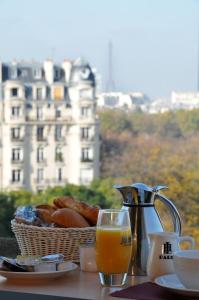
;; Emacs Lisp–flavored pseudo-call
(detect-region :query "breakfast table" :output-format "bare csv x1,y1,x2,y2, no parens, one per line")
0,267,148,300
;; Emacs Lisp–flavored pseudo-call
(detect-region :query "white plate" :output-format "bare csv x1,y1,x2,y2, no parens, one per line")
0,262,78,280
155,274,199,298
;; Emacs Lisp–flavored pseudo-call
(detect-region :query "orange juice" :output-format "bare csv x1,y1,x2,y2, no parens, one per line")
96,226,132,273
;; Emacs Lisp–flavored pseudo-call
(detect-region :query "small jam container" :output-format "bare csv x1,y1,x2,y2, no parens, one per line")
79,242,97,272
16,254,64,272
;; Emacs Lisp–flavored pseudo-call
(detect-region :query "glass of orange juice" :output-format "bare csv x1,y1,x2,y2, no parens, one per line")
95,209,132,286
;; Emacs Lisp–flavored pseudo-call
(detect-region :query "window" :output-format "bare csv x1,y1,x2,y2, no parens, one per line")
34,68,42,79
80,168,93,184
55,125,62,141
57,168,62,181
10,67,17,79
25,86,32,99
37,126,44,141
81,127,89,140
54,86,62,100
55,107,61,118
36,88,42,100
12,148,22,161
37,146,44,162
55,146,63,162
11,127,20,140
81,106,90,117
81,147,92,162
36,107,43,120
11,106,20,117
12,169,21,182
11,88,18,97
21,69,28,77
46,87,51,98
37,168,44,183
80,89,92,99
54,68,60,80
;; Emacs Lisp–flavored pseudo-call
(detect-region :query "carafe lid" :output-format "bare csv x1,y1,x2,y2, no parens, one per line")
114,183,167,206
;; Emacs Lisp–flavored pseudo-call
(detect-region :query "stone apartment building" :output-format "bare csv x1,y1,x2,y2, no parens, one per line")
0,58,100,192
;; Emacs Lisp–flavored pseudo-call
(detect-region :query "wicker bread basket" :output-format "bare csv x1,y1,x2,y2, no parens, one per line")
11,220,96,262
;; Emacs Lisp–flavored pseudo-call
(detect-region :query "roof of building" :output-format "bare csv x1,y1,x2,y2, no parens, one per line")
70,57,95,86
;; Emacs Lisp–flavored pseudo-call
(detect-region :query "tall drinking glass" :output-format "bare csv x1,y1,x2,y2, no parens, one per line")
95,209,132,286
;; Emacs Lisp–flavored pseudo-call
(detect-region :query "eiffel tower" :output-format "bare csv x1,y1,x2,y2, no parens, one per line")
106,40,115,92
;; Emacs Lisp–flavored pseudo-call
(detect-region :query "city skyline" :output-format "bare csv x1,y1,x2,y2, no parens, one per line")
0,0,198,98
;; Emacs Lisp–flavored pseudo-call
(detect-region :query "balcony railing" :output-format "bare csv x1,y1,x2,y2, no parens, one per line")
81,158,93,163
11,159,24,164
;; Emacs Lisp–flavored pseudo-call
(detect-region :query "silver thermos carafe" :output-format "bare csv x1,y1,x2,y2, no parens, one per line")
114,183,181,276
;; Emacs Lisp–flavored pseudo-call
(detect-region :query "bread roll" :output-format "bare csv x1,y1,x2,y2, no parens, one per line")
52,208,90,228
35,204,56,214
36,208,53,225
53,196,99,225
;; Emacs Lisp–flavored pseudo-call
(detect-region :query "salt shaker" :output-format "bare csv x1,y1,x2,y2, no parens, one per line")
79,242,97,272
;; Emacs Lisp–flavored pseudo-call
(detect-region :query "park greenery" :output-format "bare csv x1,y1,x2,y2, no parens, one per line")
1,108,199,247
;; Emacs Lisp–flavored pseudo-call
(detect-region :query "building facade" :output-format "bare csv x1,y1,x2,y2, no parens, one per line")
97,92,151,110
0,58,100,192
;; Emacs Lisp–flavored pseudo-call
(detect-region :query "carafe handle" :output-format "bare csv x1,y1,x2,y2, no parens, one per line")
155,193,182,235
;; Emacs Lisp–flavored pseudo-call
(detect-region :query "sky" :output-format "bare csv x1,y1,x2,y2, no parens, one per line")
0,0,198,99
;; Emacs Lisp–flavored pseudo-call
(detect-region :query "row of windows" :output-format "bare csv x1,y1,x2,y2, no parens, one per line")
11,146,64,163
11,106,62,120
11,147,93,163
10,86,67,101
11,105,91,119
11,125,92,141
12,168,63,183
9,86,93,101
12,167,93,185
10,66,62,81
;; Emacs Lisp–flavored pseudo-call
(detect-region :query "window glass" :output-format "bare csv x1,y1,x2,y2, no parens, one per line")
36,87,42,100
54,86,62,100
12,169,21,182
10,68,17,79
34,68,42,79
80,168,93,184
11,127,20,140
55,125,62,141
36,107,43,120
37,146,44,162
55,146,63,161
12,148,22,161
11,106,20,117
81,106,90,117
81,147,93,162
57,168,62,181
37,126,44,141
11,88,18,97
37,168,44,182
56,108,61,118
81,127,89,139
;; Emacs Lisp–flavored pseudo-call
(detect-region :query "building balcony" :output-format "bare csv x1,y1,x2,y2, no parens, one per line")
37,159,47,165
55,153,64,163
80,136,94,142
51,178,68,184
81,158,93,163
11,159,24,164
10,137,24,142
36,137,48,142
55,137,65,143
33,178,45,184
9,180,25,187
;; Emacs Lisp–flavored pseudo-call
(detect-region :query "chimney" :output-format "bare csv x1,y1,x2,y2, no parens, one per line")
62,60,72,83
44,59,54,84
